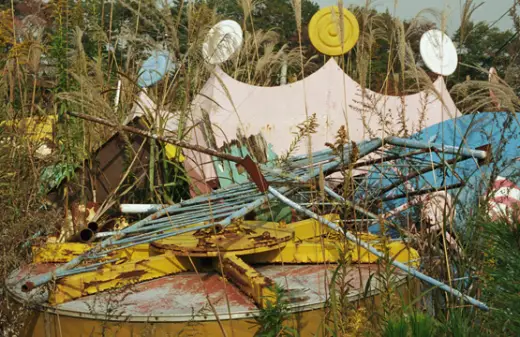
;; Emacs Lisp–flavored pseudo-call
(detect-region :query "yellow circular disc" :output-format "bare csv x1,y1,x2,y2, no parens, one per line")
308,6,360,56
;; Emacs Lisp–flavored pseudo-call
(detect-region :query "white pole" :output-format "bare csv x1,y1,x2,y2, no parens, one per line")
119,204,167,214
280,55,288,85
114,79,122,111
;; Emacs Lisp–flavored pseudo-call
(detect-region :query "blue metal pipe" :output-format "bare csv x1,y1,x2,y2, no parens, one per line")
216,140,384,230
143,195,262,224
289,153,338,167
323,186,380,220
21,186,261,291
129,193,261,222
21,258,118,291
117,185,257,231
111,205,248,245
142,196,262,226
88,223,217,258
288,145,337,161
267,186,489,311
384,136,487,160
96,206,239,240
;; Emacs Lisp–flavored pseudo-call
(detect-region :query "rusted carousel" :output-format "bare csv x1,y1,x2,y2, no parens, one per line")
7,215,419,337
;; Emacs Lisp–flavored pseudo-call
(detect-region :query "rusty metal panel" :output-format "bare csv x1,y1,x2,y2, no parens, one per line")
50,117,218,205
215,254,275,308
32,243,92,263
49,251,189,304
32,243,151,263
86,127,150,204
7,263,405,322
151,220,293,257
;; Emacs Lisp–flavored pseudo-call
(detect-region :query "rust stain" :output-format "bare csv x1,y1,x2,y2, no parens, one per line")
79,270,148,289
202,274,253,306
223,257,247,274
80,279,106,289
262,277,274,287
222,266,251,289
116,270,148,280
70,202,100,228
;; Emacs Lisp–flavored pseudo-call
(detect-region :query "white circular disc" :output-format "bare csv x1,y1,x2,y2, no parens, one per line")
202,20,243,65
420,30,458,76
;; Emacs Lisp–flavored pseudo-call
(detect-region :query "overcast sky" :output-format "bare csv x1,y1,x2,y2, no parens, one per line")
315,0,515,34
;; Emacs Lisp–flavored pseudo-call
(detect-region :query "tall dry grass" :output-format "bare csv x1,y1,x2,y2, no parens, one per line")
1,0,520,336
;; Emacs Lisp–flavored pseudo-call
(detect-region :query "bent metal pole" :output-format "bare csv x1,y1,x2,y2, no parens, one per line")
267,186,490,311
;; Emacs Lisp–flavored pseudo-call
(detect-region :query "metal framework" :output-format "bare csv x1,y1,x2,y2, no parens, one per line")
22,137,490,311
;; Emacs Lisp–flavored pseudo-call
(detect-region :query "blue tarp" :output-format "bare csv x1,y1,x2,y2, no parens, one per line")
358,112,520,235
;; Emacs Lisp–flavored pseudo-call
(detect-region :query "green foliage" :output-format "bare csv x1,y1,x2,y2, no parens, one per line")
48,0,70,93
253,204,293,223
382,316,410,337
452,22,517,83
438,310,480,337
478,218,520,335
345,6,435,93
408,312,438,337
117,141,191,205
207,0,319,46
157,143,191,203
254,284,298,337
381,310,484,337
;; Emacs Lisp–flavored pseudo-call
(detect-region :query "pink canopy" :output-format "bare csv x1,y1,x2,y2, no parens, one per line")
192,58,459,158
135,59,461,191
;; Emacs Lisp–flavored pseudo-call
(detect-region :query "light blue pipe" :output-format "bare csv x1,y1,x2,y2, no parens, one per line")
88,223,217,258
289,152,338,167
21,258,118,291
128,183,257,226
323,186,380,221
111,205,248,245
267,186,489,311
142,197,261,227
289,145,336,161
217,141,384,228
96,204,245,240
384,136,487,160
